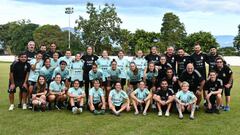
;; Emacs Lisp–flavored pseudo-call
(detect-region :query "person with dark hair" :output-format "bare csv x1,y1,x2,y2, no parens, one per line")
28,51,44,100
25,41,36,62
165,46,177,73
8,53,31,111
132,50,147,79
88,80,106,115
52,60,70,88
89,63,105,87
204,71,223,114
68,79,85,114
190,43,208,80
47,43,62,58
40,58,54,86
143,62,158,90
153,79,175,117
156,55,172,87
175,48,191,76
131,81,152,115
213,57,233,111
48,74,67,110
178,63,205,110
70,53,84,87
207,46,224,72
126,62,142,91
81,46,98,103
164,68,179,94
116,50,129,88
108,82,130,116
39,44,48,59
32,75,47,111
145,46,160,65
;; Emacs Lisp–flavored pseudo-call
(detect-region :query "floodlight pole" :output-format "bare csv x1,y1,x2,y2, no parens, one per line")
65,7,74,49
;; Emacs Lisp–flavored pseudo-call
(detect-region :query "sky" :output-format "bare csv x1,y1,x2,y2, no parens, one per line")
1,0,240,35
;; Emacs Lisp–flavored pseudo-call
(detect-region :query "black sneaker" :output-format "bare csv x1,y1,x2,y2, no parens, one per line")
214,108,220,114
205,109,213,113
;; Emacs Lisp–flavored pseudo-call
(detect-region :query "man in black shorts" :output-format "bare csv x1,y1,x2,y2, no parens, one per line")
213,57,233,111
8,52,31,111
178,63,205,110
204,71,223,114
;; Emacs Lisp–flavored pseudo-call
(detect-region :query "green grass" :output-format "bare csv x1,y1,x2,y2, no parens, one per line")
0,62,240,135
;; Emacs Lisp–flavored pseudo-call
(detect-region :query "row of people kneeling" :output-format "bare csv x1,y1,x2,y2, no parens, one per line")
32,70,222,120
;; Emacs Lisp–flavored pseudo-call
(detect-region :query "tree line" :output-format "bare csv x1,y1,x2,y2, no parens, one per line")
0,2,239,56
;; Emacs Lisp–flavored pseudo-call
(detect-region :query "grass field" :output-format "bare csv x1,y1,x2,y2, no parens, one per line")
0,62,240,135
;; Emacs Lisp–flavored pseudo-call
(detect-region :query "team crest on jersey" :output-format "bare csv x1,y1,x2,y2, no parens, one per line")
183,59,186,62
201,56,203,60
92,57,94,60
24,64,27,71
223,73,226,77
156,57,158,60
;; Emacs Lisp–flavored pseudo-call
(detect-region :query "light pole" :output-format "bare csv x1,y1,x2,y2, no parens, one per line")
65,7,74,49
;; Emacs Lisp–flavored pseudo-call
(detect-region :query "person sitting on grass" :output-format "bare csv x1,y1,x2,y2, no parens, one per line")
48,74,67,110
32,75,47,112
88,79,106,115
175,81,197,120
204,71,223,114
130,81,152,115
67,79,85,114
108,82,130,116
153,79,175,117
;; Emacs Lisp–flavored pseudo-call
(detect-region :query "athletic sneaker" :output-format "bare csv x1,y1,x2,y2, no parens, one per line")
143,112,147,116
214,108,220,114
179,114,183,119
72,107,78,114
77,108,83,114
114,111,120,116
99,109,105,115
93,110,99,115
22,104,27,110
55,104,61,110
165,111,170,117
158,111,162,117
190,114,194,120
224,106,230,111
134,111,139,115
195,105,200,111
220,105,225,110
9,104,14,111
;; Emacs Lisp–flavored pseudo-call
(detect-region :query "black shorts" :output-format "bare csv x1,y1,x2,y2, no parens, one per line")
115,103,123,111
209,95,217,105
137,103,146,110
28,81,36,86
93,102,101,110
224,86,232,96
8,81,28,93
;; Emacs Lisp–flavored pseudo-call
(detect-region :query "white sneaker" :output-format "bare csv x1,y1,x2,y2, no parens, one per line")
165,111,170,117
9,104,14,111
72,107,77,114
22,104,27,110
77,108,83,114
134,111,139,115
158,111,162,117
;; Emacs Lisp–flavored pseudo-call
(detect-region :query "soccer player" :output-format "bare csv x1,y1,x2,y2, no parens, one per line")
131,81,152,115
48,74,67,110
109,82,130,116
190,43,208,80
116,50,129,88
25,41,36,61
28,51,44,108
175,81,197,120
145,46,160,65
143,62,158,90
8,53,31,110
156,55,172,87
89,63,105,87
175,48,191,76
81,46,98,103
207,46,222,72
96,50,111,90
153,79,175,117
164,68,179,94
132,50,147,78
126,62,142,91
50,52,59,69
68,80,85,114
178,63,205,110
39,44,48,59
40,58,54,86
32,75,47,112
204,71,223,114
47,43,62,58
58,49,73,70
70,53,84,87
165,46,177,72
88,80,106,115
52,60,70,88
214,57,233,111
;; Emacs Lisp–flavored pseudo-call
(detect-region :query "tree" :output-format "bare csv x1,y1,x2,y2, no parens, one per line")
160,12,187,48
0,20,39,54
183,31,219,53
75,3,122,55
218,47,238,56
233,24,240,52
33,25,67,50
